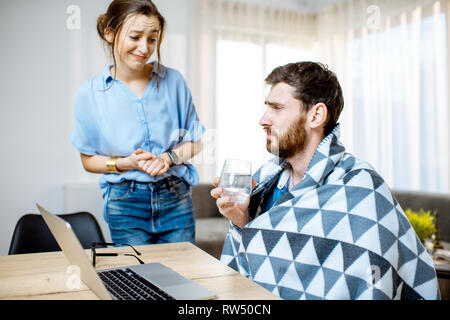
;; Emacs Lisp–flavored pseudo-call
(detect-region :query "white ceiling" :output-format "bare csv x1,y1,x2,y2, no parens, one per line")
294,0,342,13
228,0,343,14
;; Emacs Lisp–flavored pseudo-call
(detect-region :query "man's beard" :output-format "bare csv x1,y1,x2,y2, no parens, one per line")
265,114,307,159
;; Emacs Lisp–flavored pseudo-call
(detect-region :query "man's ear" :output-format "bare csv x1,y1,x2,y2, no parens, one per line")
308,103,328,129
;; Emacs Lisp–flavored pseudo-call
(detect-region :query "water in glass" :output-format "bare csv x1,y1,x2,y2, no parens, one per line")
220,173,252,203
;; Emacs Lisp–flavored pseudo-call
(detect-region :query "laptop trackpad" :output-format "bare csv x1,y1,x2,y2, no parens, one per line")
128,263,216,300
128,263,190,287
151,273,190,287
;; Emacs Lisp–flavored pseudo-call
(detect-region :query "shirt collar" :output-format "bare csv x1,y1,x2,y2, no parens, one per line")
277,167,291,190
102,61,167,86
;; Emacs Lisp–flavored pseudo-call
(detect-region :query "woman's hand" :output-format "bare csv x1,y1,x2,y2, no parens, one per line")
210,177,256,229
137,152,172,176
115,149,155,172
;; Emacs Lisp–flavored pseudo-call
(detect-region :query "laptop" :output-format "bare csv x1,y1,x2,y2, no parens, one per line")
37,204,217,300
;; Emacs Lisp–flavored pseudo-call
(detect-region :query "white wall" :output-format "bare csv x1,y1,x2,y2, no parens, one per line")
0,0,347,255
0,0,195,255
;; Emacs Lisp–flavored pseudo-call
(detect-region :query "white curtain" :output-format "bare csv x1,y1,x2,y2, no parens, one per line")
194,0,318,180
194,0,449,194
316,0,449,193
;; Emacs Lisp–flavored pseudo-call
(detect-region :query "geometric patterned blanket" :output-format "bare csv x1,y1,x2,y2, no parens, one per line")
220,125,440,300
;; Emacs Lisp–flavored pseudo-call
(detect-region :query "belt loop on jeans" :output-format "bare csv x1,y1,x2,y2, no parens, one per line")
129,180,135,192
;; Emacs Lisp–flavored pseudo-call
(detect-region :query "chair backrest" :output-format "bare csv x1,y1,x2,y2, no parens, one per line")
8,212,106,255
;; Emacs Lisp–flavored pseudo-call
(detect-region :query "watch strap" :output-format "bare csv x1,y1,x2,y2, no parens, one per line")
167,150,179,165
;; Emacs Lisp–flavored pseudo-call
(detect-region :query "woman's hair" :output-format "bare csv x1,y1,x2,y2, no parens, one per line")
97,0,166,88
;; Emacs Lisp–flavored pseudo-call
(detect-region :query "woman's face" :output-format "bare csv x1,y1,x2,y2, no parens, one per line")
107,14,161,73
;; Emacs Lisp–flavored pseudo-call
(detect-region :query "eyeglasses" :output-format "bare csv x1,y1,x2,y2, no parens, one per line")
90,242,144,267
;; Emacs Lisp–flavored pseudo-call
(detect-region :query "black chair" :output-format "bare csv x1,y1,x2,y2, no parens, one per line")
8,212,106,255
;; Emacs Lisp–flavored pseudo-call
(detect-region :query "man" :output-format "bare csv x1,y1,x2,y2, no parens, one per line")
211,62,440,300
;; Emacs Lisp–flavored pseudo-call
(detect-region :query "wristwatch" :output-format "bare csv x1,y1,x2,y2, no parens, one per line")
167,150,180,166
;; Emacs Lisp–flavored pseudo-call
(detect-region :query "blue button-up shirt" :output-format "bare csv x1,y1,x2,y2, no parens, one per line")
70,62,205,195
260,168,291,214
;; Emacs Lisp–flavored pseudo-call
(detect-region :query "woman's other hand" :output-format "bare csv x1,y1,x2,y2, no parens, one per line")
116,149,154,171
137,152,172,176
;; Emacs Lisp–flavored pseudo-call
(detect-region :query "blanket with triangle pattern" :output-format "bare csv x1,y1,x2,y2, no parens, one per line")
220,125,440,300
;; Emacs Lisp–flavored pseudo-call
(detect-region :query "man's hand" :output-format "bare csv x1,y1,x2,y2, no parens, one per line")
210,177,256,229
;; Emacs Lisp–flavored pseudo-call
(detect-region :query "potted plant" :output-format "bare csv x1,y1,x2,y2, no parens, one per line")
404,208,437,245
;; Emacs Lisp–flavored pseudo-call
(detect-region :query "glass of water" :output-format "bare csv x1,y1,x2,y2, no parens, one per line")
218,159,252,203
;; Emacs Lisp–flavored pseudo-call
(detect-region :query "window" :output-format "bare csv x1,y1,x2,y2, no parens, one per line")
210,2,448,193
215,40,316,175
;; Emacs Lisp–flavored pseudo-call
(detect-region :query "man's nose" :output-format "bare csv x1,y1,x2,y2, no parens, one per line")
259,110,272,127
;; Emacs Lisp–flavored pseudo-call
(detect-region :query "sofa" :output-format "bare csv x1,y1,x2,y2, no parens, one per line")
392,190,450,243
192,184,229,260
391,190,450,300
192,184,450,299
192,184,450,258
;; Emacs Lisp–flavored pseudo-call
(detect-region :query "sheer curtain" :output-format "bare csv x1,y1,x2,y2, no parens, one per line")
316,0,449,193
194,0,317,180
194,0,449,194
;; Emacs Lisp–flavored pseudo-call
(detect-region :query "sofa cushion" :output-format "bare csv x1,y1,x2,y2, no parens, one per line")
192,184,221,219
392,190,450,242
192,184,229,259
194,217,230,259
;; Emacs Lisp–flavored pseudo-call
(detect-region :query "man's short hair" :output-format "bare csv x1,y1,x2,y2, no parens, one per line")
265,62,344,136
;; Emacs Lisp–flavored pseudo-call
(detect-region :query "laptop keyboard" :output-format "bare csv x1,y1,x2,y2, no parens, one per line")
98,268,175,300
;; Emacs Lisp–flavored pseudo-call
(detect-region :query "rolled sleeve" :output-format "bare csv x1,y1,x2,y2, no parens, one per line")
177,74,206,143
70,83,98,156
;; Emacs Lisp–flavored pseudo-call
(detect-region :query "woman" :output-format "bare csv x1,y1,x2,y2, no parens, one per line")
70,0,204,246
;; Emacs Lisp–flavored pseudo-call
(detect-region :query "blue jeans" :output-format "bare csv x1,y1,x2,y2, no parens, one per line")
103,177,195,246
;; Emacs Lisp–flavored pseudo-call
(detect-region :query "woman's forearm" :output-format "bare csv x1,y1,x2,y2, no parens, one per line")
172,139,203,164
80,151,153,174
80,154,115,173
80,140,203,176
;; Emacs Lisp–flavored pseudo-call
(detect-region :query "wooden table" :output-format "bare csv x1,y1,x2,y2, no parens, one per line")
0,242,281,300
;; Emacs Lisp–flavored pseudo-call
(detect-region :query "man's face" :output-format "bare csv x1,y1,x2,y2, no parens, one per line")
259,82,308,159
